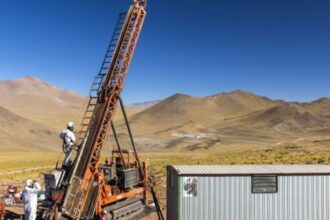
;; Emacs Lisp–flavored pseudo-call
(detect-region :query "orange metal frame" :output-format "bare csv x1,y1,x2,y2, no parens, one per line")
0,196,5,220
83,1,147,180
95,157,149,215
58,1,147,219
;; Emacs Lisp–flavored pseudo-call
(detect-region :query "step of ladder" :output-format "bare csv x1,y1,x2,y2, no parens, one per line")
77,12,128,145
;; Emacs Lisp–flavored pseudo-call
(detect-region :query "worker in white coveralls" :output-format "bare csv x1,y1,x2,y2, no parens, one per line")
60,122,76,167
22,179,41,220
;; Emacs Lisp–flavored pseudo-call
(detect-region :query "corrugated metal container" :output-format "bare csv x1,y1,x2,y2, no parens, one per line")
167,165,330,220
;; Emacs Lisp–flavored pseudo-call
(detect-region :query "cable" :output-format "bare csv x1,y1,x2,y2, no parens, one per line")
119,97,144,178
111,121,127,169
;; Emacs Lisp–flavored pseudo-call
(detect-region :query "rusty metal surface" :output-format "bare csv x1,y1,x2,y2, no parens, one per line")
81,2,147,179
0,197,6,220
5,205,24,216
76,12,128,145
62,176,82,218
60,1,147,219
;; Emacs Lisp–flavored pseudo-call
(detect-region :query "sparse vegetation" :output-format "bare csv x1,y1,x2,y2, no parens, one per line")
142,147,330,187
0,152,61,181
0,146,329,187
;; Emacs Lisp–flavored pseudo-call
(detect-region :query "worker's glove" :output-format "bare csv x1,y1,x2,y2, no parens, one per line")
63,144,73,154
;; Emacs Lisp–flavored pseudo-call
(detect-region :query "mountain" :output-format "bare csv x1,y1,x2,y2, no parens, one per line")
0,76,153,130
0,106,59,151
302,98,330,116
0,76,85,110
0,76,329,153
0,76,86,129
127,101,160,109
0,76,157,151
235,103,329,132
129,90,278,132
126,91,329,151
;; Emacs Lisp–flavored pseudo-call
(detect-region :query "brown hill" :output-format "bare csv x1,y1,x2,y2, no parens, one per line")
126,92,329,151
129,90,278,133
302,98,330,116
207,90,279,115
0,76,150,130
127,101,160,109
0,77,150,152
0,106,59,151
0,76,85,109
236,103,329,133
0,76,329,153
0,76,86,129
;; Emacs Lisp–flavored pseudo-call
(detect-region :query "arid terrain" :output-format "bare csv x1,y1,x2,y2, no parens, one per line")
1,76,329,153
0,76,328,219
0,76,329,185
124,91,330,153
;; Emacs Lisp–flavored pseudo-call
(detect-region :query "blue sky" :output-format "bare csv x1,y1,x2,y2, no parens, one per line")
0,0,329,103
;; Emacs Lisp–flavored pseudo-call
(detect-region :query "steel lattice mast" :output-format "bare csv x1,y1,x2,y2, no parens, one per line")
59,1,147,219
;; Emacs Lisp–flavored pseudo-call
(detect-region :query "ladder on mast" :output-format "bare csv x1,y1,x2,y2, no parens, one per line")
61,2,147,218
77,13,127,145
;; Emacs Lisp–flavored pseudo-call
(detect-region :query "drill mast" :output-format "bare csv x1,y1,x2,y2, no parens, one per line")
59,1,147,219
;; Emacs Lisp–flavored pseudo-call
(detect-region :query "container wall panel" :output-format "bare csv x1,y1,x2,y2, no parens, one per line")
169,175,330,220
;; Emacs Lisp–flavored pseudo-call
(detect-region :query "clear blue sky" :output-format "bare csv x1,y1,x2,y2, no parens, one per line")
0,0,329,103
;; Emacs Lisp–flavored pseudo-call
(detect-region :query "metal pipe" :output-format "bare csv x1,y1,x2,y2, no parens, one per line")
119,97,166,220
111,121,126,169
119,97,142,173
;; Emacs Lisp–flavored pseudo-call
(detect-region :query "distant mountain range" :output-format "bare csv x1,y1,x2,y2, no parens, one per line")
0,76,329,152
0,76,86,129
123,90,329,152
127,101,161,109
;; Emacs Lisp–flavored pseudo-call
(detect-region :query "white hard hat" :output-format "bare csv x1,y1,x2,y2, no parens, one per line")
67,122,74,131
26,179,33,187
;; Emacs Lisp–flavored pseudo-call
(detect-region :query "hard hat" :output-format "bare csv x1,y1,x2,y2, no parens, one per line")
26,179,33,187
67,122,74,131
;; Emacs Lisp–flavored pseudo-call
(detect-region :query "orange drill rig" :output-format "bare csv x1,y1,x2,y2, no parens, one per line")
41,0,163,219
0,196,5,220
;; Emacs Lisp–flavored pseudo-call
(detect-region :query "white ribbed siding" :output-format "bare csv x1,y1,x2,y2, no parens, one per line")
176,175,330,220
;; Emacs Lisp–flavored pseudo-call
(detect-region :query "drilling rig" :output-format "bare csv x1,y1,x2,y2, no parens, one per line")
41,0,163,219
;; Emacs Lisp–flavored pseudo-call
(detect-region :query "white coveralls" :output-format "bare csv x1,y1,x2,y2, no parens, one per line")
60,129,76,166
22,183,41,220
